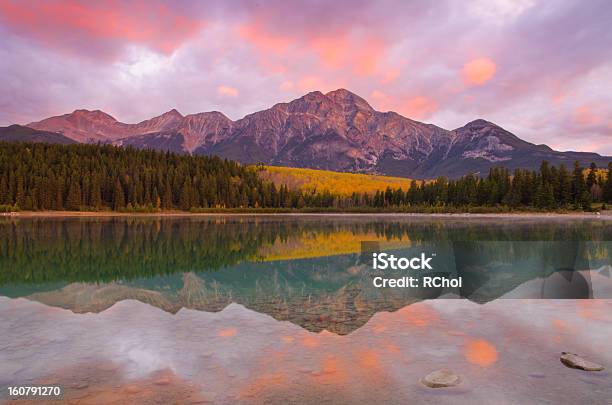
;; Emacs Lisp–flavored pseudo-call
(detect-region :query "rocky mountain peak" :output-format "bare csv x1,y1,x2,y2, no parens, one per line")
133,109,184,135
286,91,338,116
326,88,374,112
302,90,326,100
177,111,233,153
70,109,118,122
162,108,183,118
193,111,230,120
27,109,125,142
460,119,500,130
455,119,524,144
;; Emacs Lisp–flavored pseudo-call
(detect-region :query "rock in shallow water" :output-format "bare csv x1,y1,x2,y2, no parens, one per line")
154,377,171,385
560,352,604,371
421,369,461,388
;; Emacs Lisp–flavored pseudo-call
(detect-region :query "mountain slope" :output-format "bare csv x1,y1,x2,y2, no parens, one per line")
422,119,610,177
25,89,611,178
28,109,130,143
114,131,186,154
0,125,76,144
28,108,233,153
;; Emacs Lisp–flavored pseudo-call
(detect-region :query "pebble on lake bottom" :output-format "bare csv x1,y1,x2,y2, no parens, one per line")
560,352,604,371
421,369,461,388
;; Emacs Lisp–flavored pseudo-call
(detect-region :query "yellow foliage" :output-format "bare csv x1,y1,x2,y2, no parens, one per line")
259,231,411,261
259,166,413,195
584,168,609,179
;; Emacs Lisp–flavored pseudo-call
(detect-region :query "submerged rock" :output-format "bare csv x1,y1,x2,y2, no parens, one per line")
154,377,171,385
560,352,604,371
421,369,461,388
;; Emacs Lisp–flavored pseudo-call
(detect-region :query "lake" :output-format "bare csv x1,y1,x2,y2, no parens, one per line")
1,215,611,404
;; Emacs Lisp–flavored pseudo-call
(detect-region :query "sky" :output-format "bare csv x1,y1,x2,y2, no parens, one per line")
1,0,611,154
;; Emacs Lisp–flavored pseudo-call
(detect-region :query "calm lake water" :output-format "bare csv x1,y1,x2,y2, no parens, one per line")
0,216,611,404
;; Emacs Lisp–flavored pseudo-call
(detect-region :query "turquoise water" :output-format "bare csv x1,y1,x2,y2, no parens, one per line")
0,216,611,403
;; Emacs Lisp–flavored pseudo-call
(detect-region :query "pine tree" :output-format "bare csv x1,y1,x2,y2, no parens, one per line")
571,161,585,205
15,173,25,208
66,180,82,211
40,177,52,209
55,183,64,210
536,183,555,209
586,162,597,190
90,176,102,209
540,161,551,184
180,177,192,210
604,162,612,203
557,164,572,206
505,170,522,207
163,179,173,209
113,179,125,210
579,190,592,211
0,176,9,204
407,180,418,205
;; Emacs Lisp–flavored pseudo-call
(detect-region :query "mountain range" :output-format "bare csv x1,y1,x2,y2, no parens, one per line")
2,89,610,178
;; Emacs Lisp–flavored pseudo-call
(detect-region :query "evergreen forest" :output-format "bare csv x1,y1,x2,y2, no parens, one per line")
0,142,611,212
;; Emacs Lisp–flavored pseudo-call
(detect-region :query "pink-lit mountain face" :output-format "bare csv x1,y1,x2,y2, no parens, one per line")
28,109,128,143
22,89,611,178
28,107,230,151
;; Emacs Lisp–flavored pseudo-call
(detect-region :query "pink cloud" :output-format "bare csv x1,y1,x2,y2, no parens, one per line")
296,76,342,93
217,85,239,97
238,22,292,55
380,66,403,84
574,104,601,126
462,57,497,85
0,0,203,59
279,81,294,91
309,34,387,76
370,91,438,120
370,90,392,111
237,16,394,79
401,96,439,119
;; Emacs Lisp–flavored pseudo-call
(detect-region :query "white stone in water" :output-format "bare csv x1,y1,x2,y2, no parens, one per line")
421,369,461,388
560,352,604,371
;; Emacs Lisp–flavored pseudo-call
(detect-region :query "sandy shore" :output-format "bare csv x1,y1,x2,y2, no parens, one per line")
3,210,612,219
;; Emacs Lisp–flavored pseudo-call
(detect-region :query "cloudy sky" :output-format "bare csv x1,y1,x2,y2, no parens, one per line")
1,0,611,153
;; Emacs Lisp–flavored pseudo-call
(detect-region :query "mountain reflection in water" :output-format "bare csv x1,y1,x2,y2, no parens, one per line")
0,216,610,334
0,216,611,404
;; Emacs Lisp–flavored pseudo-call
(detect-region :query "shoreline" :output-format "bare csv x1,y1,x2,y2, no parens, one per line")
4,210,612,220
